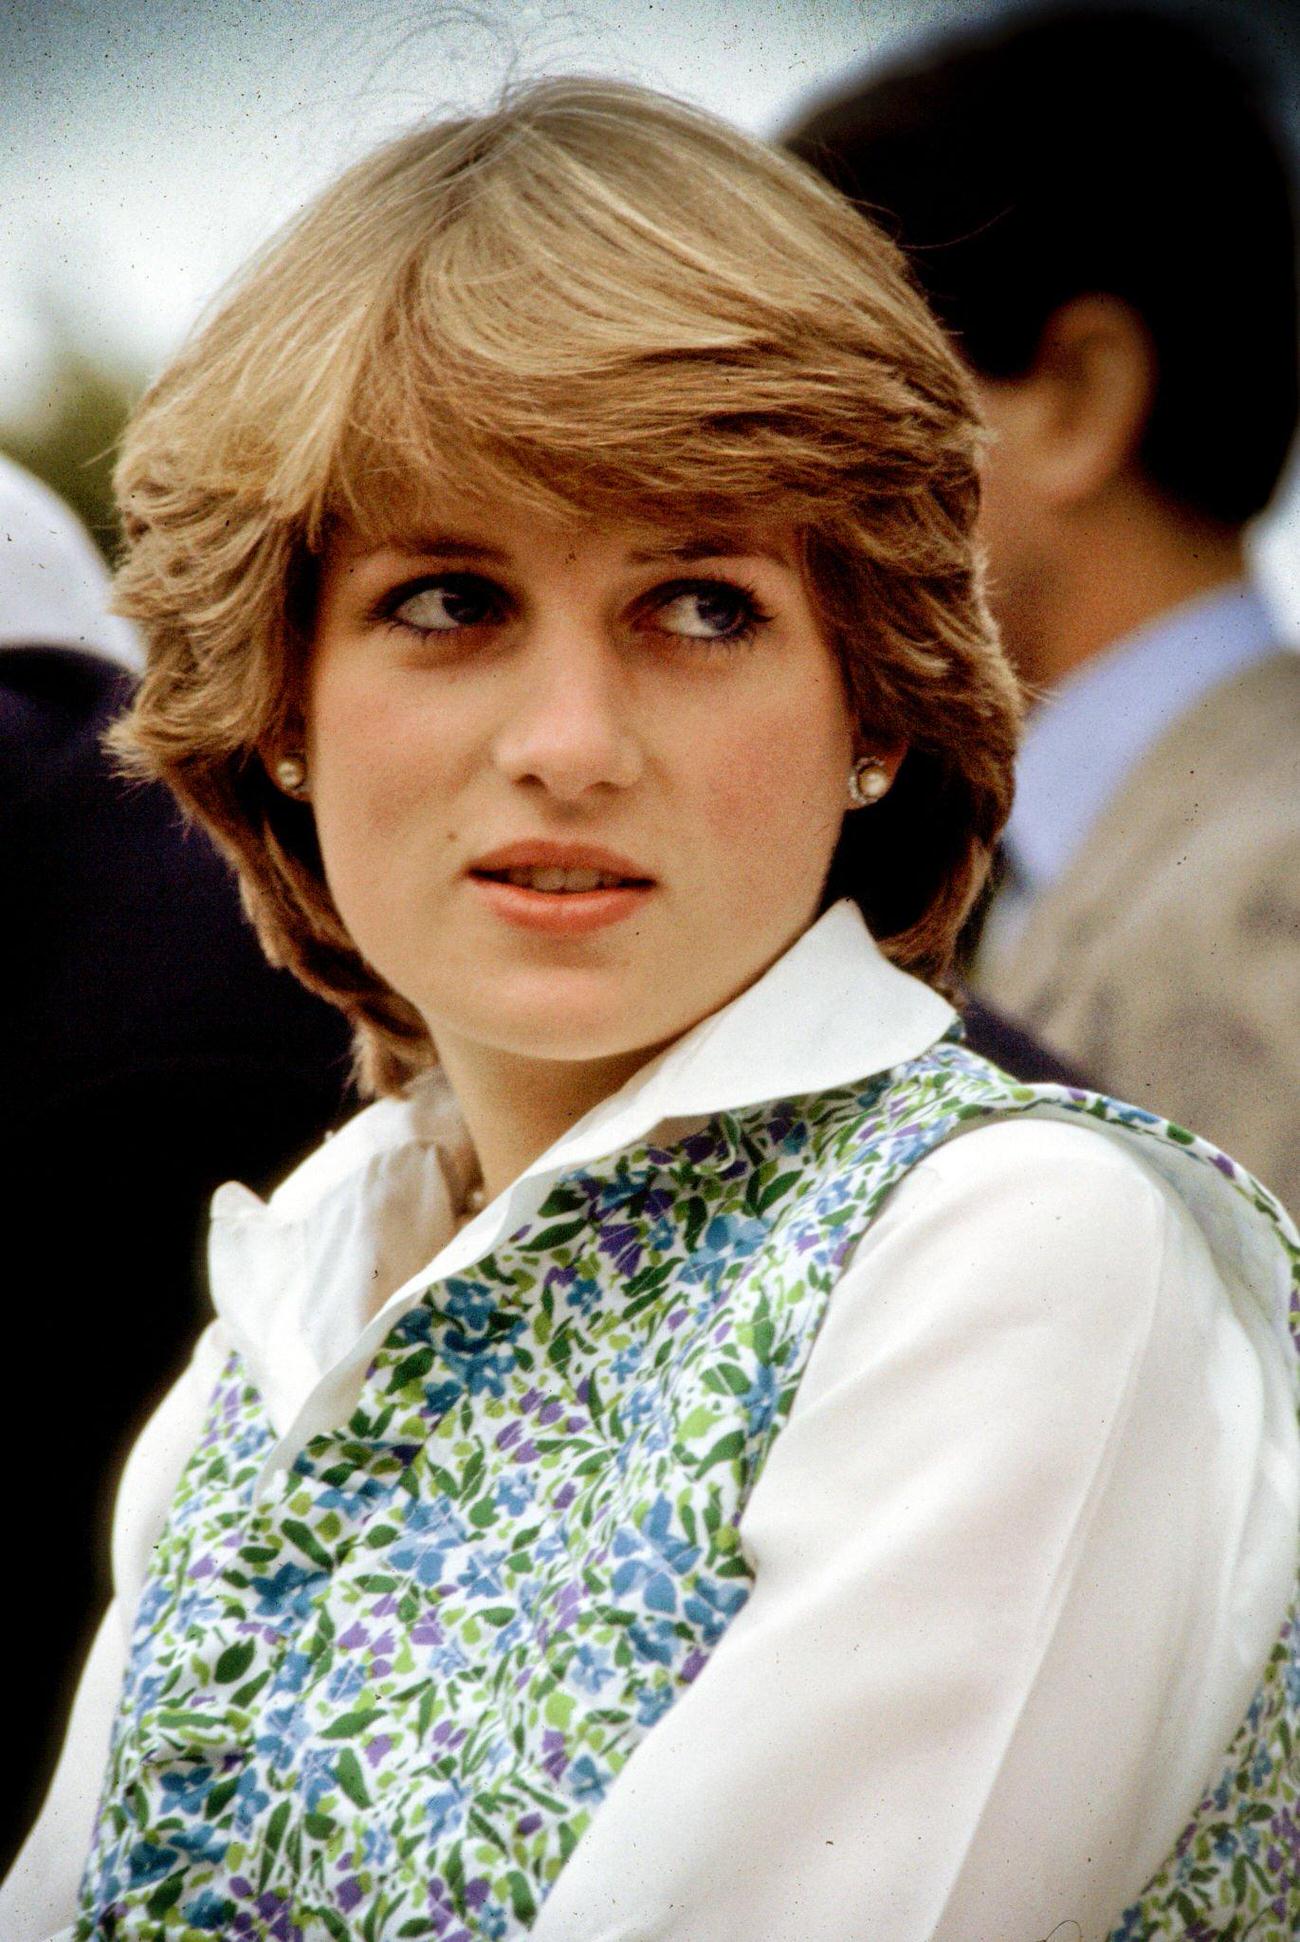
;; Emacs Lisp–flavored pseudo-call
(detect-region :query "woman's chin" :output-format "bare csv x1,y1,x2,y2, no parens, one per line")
424,986,682,1074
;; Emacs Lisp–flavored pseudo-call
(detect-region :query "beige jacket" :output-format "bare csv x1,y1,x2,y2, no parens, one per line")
976,650,1300,1209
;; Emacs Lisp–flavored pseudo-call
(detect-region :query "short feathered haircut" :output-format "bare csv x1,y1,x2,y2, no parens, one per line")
110,76,1020,1095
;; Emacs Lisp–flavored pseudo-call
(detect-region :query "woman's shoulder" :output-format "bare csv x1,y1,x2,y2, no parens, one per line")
110,1320,234,1621
811,1045,1200,1217
863,1042,1298,1261
910,1109,1175,1199
864,1100,1281,1318
867,1111,1191,1297
803,1104,1296,1466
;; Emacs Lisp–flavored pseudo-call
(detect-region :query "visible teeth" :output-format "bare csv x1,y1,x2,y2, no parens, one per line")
503,866,624,892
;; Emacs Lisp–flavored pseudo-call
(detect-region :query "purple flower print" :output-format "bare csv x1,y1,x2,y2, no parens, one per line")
680,1646,707,1683
541,1726,569,1781
598,1221,644,1276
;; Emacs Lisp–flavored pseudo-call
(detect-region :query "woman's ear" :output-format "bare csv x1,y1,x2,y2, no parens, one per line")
995,294,1157,511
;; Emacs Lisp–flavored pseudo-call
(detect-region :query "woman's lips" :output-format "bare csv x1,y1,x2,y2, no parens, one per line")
469,876,653,933
465,842,655,934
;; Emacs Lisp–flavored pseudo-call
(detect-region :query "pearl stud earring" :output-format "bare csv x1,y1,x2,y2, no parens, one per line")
274,753,309,797
847,755,890,809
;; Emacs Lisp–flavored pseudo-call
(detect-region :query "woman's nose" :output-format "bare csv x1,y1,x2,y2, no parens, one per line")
493,634,644,800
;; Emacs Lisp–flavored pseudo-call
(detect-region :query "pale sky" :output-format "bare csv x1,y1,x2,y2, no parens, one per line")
0,0,958,397
2,0,1299,623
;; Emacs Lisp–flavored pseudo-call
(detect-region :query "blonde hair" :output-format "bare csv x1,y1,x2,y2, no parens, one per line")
111,75,1020,1095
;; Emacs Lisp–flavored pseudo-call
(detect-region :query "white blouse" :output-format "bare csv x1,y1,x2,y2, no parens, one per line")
5,902,1298,1941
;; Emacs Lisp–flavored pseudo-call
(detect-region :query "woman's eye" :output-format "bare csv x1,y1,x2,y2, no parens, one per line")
650,582,769,643
388,576,502,633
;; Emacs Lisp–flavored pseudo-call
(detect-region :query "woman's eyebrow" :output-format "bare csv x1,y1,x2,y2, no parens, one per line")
628,535,791,568
370,531,511,565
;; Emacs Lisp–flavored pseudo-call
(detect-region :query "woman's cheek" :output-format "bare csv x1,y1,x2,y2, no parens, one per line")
312,671,447,842
700,715,847,906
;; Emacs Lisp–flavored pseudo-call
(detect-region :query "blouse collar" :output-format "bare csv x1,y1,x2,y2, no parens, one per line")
209,900,956,1468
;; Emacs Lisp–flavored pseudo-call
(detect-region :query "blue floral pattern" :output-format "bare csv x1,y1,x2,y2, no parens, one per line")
75,1041,1300,1938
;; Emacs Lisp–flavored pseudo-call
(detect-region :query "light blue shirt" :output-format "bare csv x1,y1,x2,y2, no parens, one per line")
1003,578,1279,903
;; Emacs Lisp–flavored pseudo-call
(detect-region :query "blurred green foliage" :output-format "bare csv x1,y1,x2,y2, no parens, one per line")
0,309,147,563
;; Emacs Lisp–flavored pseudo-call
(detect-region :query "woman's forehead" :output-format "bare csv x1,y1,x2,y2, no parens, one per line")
322,497,801,572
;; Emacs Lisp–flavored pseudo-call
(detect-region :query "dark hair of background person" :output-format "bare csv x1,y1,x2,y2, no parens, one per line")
784,1,1300,529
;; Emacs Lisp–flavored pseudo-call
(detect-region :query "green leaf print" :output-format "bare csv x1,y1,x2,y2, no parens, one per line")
334,1746,372,1809
320,1707,382,1738
281,1516,334,1569
698,1426,746,1473
213,1638,256,1683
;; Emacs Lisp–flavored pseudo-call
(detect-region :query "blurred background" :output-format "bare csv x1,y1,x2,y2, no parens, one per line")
2,0,1298,616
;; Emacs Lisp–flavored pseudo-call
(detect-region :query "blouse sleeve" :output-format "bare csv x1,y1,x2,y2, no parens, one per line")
531,1118,1300,1942
0,1320,230,1942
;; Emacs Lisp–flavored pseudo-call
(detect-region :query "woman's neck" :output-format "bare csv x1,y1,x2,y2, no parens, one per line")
432,1033,665,1202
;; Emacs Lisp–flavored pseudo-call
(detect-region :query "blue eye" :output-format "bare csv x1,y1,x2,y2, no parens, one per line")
651,582,769,643
388,575,503,632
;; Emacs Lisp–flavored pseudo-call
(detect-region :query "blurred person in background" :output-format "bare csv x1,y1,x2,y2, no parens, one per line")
0,453,356,1869
786,2,1300,1204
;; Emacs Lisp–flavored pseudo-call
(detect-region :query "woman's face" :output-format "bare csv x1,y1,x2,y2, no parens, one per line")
306,496,868,1082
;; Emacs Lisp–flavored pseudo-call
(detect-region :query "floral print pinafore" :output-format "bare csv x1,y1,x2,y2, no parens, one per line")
76,1041,1300,1939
